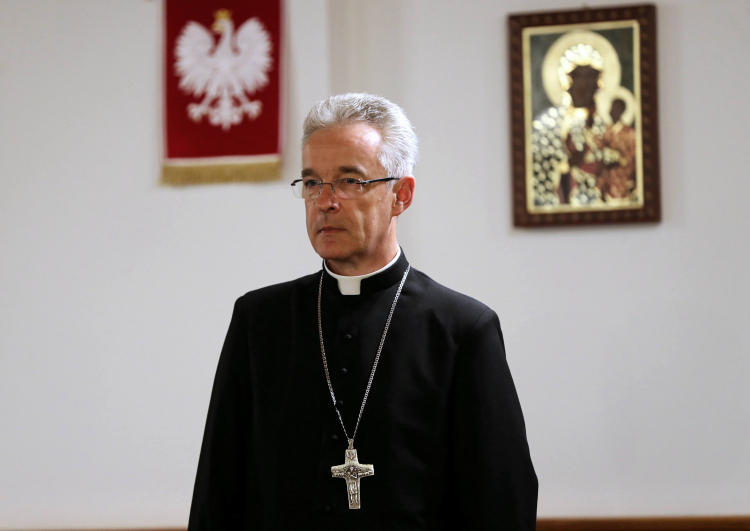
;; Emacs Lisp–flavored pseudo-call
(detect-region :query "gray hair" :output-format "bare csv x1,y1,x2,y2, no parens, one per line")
302,93,419,177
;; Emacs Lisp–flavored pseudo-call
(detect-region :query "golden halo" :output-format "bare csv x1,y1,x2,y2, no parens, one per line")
542,30,622,108
598,86,637,126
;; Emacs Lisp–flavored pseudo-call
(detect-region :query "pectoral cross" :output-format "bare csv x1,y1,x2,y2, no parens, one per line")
331,439,374,509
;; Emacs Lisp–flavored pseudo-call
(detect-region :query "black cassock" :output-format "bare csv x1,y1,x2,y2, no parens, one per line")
189,251,537,530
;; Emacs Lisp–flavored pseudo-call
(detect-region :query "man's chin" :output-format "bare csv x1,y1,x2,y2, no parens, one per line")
316,248,351,262
312,239,353,262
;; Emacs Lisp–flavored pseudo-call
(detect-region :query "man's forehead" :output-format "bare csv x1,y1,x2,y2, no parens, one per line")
302,123,384,174
305,123,382,151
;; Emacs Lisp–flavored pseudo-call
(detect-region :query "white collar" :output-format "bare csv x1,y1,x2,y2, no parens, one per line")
324,248,402,296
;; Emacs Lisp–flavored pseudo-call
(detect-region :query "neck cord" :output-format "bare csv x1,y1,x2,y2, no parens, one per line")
317,265,410,446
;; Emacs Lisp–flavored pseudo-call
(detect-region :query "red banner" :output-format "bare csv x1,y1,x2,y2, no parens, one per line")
162,0,282,185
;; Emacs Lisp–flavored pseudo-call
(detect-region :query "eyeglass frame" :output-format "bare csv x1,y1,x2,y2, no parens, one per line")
290,176,401,199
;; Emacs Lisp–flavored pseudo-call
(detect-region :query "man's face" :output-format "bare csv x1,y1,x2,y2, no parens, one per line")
302,123,396,264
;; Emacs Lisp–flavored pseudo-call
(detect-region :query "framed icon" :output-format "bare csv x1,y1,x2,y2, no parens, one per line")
509,4,660,226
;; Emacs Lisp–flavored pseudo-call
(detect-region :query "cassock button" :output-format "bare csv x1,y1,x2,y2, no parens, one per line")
331,434,339,441
344,333,352,340
341,367,348,375
325,505,331,512
337,399,344,407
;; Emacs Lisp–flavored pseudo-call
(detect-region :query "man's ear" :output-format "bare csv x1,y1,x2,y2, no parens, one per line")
392,176,415,216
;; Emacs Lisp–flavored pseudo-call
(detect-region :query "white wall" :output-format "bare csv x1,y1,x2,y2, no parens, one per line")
329,0,750,518
0,0,329,528
0,0,748,528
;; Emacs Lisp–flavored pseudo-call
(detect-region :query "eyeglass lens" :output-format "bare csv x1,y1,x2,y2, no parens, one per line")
293,178,363,199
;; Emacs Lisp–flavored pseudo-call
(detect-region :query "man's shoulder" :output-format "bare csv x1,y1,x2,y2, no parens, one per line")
236,271,320,311
409,267,495,325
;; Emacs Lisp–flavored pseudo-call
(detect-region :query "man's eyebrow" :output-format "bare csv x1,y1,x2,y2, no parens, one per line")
301,166,366,178
338,166,366,176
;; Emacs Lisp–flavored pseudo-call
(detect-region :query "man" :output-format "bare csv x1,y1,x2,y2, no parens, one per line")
189,93,537,530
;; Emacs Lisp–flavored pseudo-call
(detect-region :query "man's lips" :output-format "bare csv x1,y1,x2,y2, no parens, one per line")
318,226,345,234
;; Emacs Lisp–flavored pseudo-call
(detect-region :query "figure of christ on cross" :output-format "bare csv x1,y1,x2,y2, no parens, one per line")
331,441,374,509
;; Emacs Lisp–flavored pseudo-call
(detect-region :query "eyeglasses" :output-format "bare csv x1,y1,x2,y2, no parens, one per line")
291,177,400,199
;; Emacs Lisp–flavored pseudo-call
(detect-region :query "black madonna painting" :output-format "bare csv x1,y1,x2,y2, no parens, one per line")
509,5,660,227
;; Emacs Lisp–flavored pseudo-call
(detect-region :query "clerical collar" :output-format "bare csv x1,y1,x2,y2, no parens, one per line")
323,247,403,296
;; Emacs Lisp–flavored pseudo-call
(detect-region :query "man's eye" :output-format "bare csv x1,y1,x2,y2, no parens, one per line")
339,177,360,185
302,179,320,188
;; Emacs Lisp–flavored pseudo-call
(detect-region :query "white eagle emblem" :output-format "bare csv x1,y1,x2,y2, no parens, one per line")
175,9,273,131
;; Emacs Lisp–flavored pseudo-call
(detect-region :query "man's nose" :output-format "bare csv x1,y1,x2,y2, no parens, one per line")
315,183,339,211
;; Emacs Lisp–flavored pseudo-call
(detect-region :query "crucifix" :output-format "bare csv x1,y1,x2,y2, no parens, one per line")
331,440,374,509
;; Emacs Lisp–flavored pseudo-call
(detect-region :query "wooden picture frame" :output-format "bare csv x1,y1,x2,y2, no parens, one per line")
509,4,660,227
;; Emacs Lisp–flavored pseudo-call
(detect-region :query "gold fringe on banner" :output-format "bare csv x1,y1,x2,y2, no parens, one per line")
161,159,281,186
